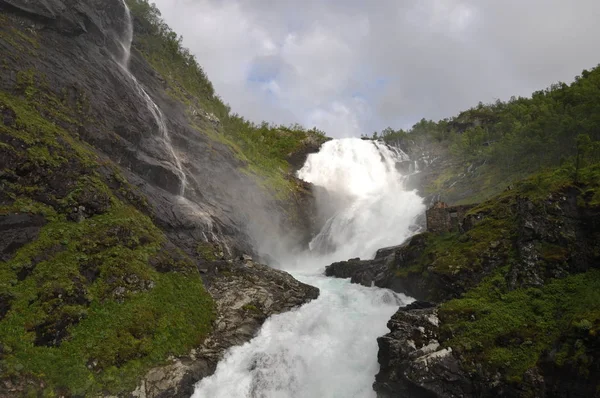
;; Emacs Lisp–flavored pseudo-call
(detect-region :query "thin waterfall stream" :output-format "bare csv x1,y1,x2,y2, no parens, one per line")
117,0,187,196
193,138,425,397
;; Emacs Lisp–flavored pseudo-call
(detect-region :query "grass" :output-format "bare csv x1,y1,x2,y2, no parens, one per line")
395,161,600,386
0,78,215,395
126,0,328,200
439,269,600,382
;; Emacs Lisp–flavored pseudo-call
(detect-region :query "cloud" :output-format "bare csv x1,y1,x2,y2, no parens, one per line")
153,0,600,137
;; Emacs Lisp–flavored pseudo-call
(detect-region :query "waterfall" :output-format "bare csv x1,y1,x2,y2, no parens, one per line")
297,139,424,261
193,138,425,397
117,0,187,196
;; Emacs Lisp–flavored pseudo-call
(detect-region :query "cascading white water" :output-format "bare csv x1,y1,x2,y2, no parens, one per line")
193,138,425,398
117,0,187,196
298,139,424,261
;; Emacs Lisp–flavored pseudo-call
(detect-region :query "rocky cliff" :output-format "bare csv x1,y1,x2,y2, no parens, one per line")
327,166,600,397
0,0,321,396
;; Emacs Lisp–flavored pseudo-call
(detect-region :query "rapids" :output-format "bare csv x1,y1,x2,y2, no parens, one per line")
193,138,425,397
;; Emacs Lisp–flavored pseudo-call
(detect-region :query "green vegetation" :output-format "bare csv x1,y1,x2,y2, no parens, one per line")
0,79,215,395
126,0,328,197
393,162,600,385
440,270,600,381
242,303,261,313
398,159,600,277
366,67,600,204
0,16,39,57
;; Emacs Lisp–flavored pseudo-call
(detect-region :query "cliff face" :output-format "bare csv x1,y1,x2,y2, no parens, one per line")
0,0,314,256
0,0,320,395
327,166,600,397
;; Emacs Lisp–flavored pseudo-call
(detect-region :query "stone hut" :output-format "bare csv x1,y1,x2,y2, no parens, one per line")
426,201,476,233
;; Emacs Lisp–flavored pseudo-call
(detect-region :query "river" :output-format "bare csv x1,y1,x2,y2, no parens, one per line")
193,138,425,398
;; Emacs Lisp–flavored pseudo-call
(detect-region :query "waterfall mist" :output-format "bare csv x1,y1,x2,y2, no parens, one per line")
193,138,425,397
296,138,425,263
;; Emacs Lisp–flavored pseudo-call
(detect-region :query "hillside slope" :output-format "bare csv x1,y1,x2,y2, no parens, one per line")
337,58,600,398
328,152,600,396
373,66,600,205
0,0,321,395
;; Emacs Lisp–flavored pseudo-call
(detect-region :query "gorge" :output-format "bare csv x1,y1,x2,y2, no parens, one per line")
0,0,599,397
193,138,424,398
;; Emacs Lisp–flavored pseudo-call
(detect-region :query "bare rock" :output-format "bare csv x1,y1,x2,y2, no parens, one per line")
374,304,472,398
130,259,319,398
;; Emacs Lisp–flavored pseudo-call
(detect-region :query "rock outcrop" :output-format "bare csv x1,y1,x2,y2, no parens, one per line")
326,175,600,397
375,302,471,398
132,257,319,398
0,1,322,396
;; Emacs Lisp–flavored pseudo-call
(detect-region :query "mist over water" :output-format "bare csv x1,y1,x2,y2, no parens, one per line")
298,139,424,261
193,138,424,397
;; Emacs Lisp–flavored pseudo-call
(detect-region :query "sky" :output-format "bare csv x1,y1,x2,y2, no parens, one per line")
153,0,600,138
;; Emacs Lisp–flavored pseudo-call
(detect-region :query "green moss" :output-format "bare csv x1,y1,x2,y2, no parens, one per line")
539,242,569,262
0,83,215,395
439,270,600,381
415,164,600,384
392,160,600,386
0,22,39,56
242,304,261,313
0,90,96,166
196,242,218,262
398,209,513,279
0,198,58,220
0,206,215,395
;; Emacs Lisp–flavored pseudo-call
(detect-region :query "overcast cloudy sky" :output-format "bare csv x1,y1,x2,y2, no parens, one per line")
153,0,600,137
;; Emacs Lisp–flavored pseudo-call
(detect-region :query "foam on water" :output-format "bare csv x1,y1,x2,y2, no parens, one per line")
193,138,425,397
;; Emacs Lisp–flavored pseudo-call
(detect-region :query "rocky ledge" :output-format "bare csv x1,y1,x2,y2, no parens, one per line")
374,301,470,398
127,256,319,398
326,174,600,397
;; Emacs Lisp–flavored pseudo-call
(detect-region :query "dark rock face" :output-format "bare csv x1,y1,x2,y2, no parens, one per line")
285,134,329,171
325,257,369,279
325,185,600,398
132,257,319,398
0,0,313,260
376,300,600,398
0,1,321,395
375,305,471,398
507,189,600,290
0,213,46,261
324,233,439,301
425,202,476,234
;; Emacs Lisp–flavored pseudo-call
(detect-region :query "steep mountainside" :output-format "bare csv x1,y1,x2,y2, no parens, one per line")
373,66,600,206
329,147,600,396
0,0,322,396
338,59,600,398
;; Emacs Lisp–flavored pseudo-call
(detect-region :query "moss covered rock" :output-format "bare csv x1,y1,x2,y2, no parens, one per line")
0,0,321,395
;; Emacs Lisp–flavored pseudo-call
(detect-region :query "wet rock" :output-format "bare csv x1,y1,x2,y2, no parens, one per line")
285,133,329,170
131,259,319,398
325,257,369,279
0,213,46,262
0,293,13,322
324,233,439,301
374,305,472,398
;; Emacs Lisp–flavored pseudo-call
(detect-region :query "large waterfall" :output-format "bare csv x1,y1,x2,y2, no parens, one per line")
298,139,424,262
193,138,425,397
